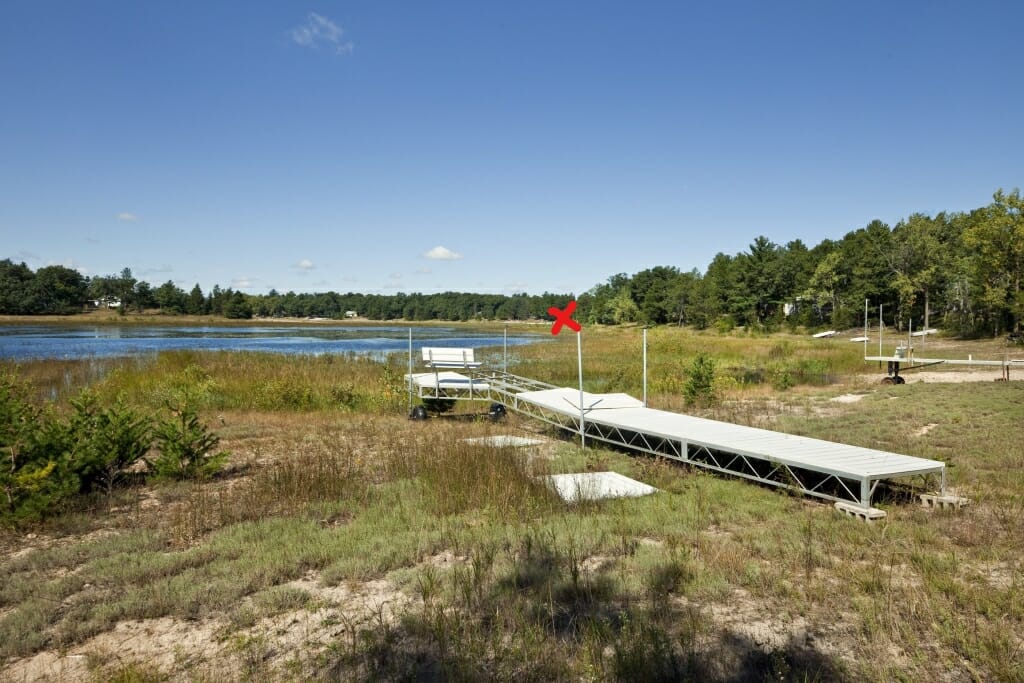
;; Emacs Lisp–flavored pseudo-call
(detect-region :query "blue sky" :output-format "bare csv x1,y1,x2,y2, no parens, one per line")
2,1,1021,296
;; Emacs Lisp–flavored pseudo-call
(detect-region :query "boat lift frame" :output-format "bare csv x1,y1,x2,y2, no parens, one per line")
862,302,1024,382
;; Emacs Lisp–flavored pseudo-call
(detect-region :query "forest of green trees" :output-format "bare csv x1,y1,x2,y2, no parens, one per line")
2,189,1022,337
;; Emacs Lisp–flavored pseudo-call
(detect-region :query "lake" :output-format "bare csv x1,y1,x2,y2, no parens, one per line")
0,324,544,361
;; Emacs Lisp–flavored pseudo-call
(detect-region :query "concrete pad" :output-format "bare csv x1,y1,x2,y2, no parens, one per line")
462,435,547,448
544,471,658,503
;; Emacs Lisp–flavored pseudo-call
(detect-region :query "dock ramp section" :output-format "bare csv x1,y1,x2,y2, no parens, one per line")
512,387,945,509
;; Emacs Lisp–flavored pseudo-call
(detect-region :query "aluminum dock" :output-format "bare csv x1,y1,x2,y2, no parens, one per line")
407,362,947,512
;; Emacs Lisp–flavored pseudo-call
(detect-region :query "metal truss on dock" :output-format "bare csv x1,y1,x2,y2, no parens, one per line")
406,367,946,511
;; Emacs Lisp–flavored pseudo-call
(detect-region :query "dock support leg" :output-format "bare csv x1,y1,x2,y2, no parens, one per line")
861,478,871,508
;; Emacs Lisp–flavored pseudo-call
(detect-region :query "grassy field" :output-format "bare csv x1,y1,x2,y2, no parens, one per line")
1,326,1022,681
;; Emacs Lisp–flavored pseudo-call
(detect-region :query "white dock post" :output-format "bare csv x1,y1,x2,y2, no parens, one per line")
407,328,413,412
879,304,883,358
863,299,868,359
642,327,648,408
578,330,585,449
503,325,508,374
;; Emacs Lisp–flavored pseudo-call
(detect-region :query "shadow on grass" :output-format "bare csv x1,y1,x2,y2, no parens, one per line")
324,614,847,682
323,531,849,682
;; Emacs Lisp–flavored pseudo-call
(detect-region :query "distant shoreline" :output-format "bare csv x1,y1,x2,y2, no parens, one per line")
0,310,550,330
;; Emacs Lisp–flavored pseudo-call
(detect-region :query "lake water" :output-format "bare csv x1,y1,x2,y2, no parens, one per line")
0,324,544,361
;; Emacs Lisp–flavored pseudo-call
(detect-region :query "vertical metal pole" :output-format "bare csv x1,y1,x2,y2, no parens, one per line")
503,325,508,375
908,319,913,360
577,331,585,449
642,327,648,408
863,299,868,359
407,328,413,412
879,304,883,357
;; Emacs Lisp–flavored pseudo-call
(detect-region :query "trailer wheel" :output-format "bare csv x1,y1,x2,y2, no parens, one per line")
487,403,507,421
881,377,895,385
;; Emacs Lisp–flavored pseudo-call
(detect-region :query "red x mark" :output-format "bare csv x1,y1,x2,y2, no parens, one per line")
548,300,582,335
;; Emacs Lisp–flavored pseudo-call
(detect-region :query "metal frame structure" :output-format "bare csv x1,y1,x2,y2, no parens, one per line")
405,361,946,509
865,353,1024,383
863,301,1024,382
505,387,944,509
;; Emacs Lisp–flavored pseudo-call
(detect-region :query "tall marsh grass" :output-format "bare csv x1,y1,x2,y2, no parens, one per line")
508,326,860,405
3,350,408,414
3,327,1024,680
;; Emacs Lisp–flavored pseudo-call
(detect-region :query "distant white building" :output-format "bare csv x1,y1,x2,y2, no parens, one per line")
91,297,121,309
344,310,358,318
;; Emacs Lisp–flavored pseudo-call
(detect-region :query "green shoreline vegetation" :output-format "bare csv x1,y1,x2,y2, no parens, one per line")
1,327,1022,681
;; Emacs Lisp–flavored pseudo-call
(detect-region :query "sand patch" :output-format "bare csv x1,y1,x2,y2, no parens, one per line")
0,575,410,683
282,575,409,618
903,370,1016,383
422,549,469,567
831,393,868,404
4,618,222,682
970,561,1019,591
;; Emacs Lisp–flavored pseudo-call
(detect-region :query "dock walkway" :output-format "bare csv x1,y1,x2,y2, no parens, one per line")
406,368,946,511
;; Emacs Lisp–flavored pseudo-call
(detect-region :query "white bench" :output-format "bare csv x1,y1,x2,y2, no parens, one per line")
421,347,482,369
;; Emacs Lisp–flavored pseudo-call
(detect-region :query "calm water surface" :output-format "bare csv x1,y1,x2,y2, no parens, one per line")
0,324,543,361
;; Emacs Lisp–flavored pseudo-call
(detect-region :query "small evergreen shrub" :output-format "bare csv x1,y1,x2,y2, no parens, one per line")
67,391,152,494
683,353,718,407
147,404,228,480
0,373,77,523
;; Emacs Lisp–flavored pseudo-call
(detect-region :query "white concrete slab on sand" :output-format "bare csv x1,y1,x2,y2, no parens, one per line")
462,435,547,448
544,471,658,502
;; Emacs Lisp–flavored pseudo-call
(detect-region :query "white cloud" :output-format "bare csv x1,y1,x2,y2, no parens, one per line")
293,258,315,270
423,246,463,261
290,13,353,55
17,250,40,262
232,277,256,289
117,212,138,222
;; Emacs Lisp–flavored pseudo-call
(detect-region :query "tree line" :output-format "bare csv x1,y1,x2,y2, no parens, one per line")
2,188,1021,336
0,262,571,322
577,188,1023,337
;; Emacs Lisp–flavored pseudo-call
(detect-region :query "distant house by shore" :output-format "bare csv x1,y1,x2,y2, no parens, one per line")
344,310,358,318
90,297,121,309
